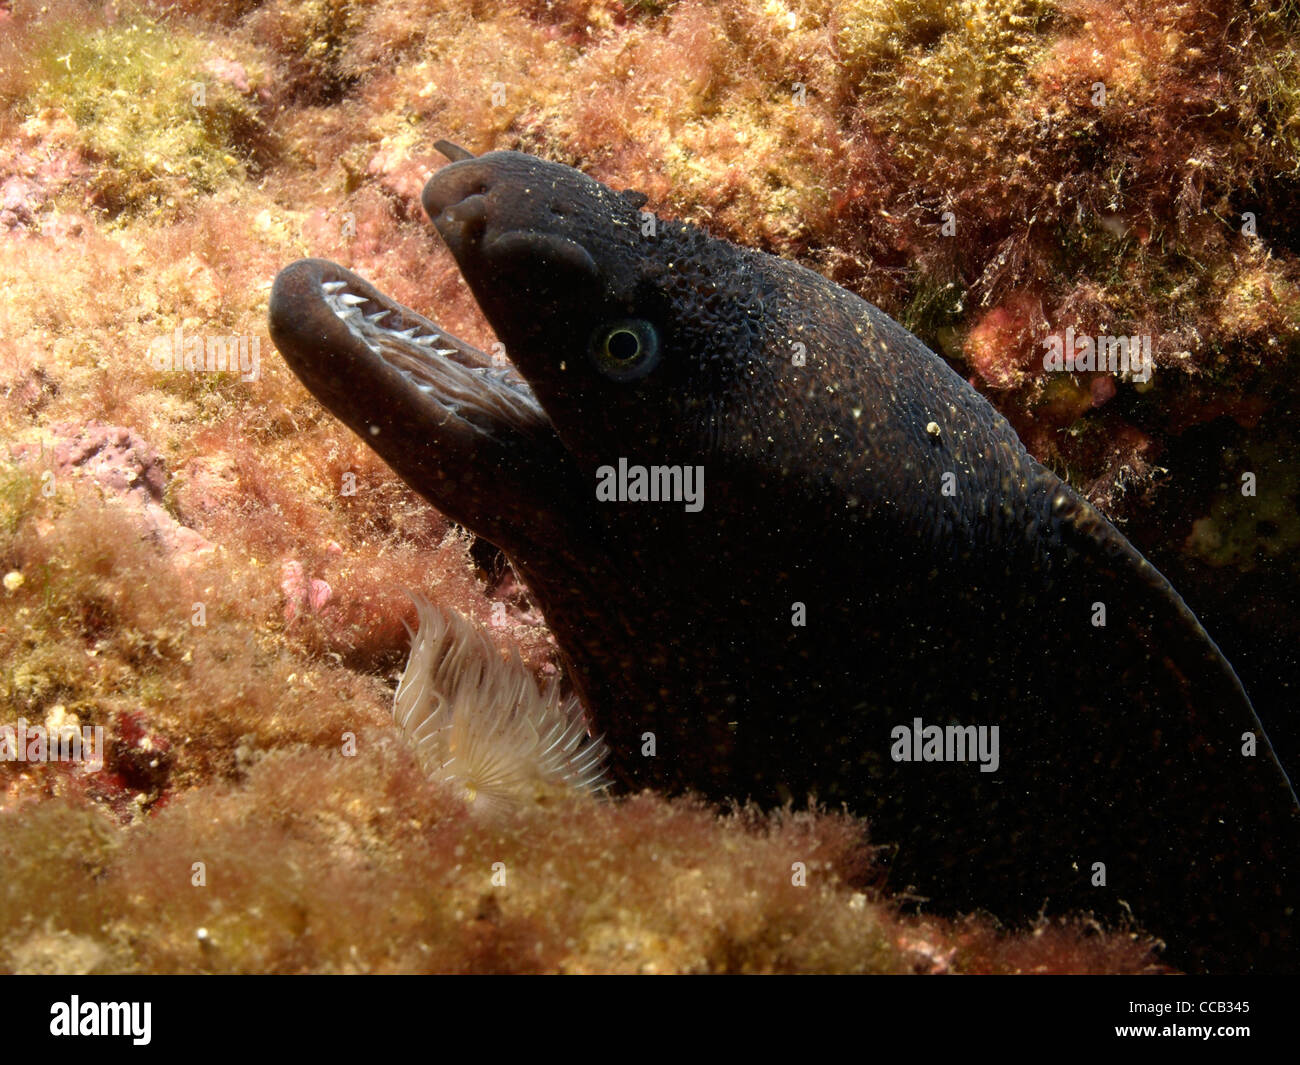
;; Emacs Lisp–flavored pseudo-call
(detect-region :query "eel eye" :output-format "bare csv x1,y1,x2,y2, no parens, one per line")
589,319,661,381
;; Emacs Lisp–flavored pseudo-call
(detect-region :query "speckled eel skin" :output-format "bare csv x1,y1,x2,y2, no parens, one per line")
269,143,1298,973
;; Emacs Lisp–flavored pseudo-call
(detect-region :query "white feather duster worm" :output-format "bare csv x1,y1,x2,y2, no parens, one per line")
394,593,611,816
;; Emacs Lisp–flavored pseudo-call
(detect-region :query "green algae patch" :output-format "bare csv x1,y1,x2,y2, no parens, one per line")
23,14,267,217
835,0,1056,121
0,463,40,539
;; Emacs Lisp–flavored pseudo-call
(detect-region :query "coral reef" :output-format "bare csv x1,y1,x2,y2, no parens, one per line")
1,0,1295,971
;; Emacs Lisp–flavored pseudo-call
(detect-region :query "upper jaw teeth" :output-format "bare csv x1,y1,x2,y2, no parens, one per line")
320,279,449,353
313,273,546,432
316,277,490,388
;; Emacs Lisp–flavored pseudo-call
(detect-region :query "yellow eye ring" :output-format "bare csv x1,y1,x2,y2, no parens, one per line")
590,319,660,381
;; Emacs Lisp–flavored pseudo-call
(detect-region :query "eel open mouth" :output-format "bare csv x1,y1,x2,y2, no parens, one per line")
269,249,588,546
269,257,549,446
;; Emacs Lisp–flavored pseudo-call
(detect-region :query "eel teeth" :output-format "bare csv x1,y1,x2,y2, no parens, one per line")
365,310,391,325
321,280,346,294
338,292,368,307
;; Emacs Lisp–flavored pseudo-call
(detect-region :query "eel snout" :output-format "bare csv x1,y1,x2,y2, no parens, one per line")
421,151,606,288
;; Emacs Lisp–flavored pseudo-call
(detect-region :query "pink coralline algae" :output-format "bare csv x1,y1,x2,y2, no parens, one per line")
280,558,333,624
0,110,88,234
204,58,252,95
12,422,213,564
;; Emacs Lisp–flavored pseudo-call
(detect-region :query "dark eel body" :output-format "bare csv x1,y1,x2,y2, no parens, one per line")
270,144,1298,973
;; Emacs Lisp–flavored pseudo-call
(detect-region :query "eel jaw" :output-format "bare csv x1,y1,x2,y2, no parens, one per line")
269,257,549,445
268,257,587,548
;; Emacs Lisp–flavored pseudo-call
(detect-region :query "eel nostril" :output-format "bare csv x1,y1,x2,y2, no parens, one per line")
439,188,490,234
422,162,494,219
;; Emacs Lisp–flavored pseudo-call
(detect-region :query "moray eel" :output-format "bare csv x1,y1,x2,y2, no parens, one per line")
270,143,1298,973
